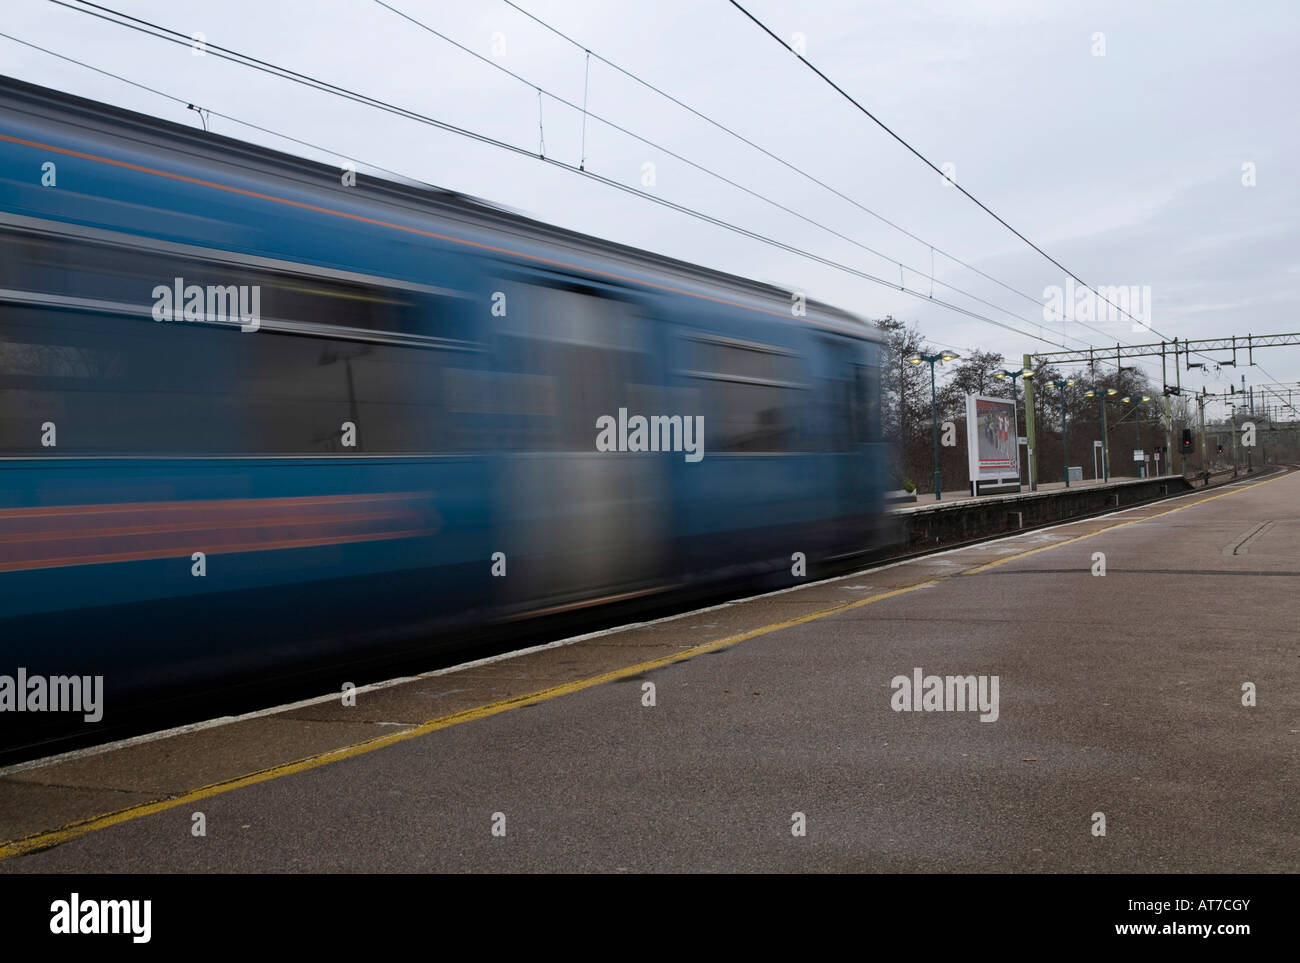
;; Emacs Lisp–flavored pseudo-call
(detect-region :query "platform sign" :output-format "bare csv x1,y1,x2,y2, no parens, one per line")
965,394,1021,492
1133,449,1144,460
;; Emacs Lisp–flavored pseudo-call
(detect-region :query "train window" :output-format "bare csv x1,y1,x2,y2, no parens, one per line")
0,226,476,455
0,226,446,341
684,338,803,453
0,304,455,455
688,340,801,385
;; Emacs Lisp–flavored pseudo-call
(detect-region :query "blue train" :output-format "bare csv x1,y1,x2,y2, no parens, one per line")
0,76,890,756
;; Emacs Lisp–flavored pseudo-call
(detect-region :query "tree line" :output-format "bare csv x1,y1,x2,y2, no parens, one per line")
872,316,1296,492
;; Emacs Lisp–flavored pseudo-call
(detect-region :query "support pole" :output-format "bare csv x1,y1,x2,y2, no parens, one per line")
1175,339,1183,474
1164,395,1173,477
930,360,941,501
1100,397,1110,482
1199,395,1208,478
1022,353,1038,490
1231,406,1239,477
1061,393,1070,488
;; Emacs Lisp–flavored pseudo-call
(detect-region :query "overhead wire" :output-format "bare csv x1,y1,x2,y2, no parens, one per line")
725,0,1222,369
0,30,457,191
369,0,1168,374
35,0,1165,378
43,0,1105,354
497,0,1048,314
371,0,1116,351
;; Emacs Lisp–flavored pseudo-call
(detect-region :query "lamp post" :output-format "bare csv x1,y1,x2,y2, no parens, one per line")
1084,387,1118,482
1226,402,1240,476
1121,395,1152,477
1048,379,1076,487
908,350,960,501
995,367,1035,487
1161,384,1182,475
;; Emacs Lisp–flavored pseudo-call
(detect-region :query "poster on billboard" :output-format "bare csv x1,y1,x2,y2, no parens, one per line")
965,393,1021,494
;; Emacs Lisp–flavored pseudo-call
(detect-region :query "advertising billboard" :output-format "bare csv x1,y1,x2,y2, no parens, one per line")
966,394,1021,493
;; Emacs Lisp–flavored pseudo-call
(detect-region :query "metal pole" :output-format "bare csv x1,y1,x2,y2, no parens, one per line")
1101,396,1110,482
1022,353,1038,491
1061,391,1070,488
1012,380,1020,485
1199,395,1208,478
1164,395,1173,475
1230,405,1239,477
1136,405,1143,477
930,360,941,501
1162,342,1171,475
1175,339,1184,475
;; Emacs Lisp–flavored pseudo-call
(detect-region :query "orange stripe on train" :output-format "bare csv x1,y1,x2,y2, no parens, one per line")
0,492,440,573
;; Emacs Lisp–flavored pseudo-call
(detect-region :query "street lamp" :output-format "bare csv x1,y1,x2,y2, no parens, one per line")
1084,387,1118,482
1121,395,1153,477
1047,379,1076,487
995,367,1035,486
908,350,960,500
1226,402,1241,476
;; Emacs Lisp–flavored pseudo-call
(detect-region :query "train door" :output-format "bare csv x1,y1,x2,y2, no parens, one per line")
489,274,668,612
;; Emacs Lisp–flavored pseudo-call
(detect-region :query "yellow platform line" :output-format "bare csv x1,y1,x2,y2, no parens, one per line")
0,581,933,860
2,468,1287,860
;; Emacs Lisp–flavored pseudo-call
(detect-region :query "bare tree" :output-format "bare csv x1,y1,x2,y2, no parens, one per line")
873,315,934,486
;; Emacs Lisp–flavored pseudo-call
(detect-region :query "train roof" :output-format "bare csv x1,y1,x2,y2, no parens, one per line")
0,73,877,338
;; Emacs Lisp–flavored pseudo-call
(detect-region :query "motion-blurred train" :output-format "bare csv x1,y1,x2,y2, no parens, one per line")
0,75,890,756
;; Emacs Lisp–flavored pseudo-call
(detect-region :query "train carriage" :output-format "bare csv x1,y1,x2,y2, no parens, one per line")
0,75,890,758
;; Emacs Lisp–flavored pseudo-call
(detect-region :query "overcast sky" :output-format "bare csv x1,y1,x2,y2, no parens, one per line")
5,0,1299,418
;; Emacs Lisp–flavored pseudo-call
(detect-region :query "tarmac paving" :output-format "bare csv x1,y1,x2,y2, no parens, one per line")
2,469,1295,872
